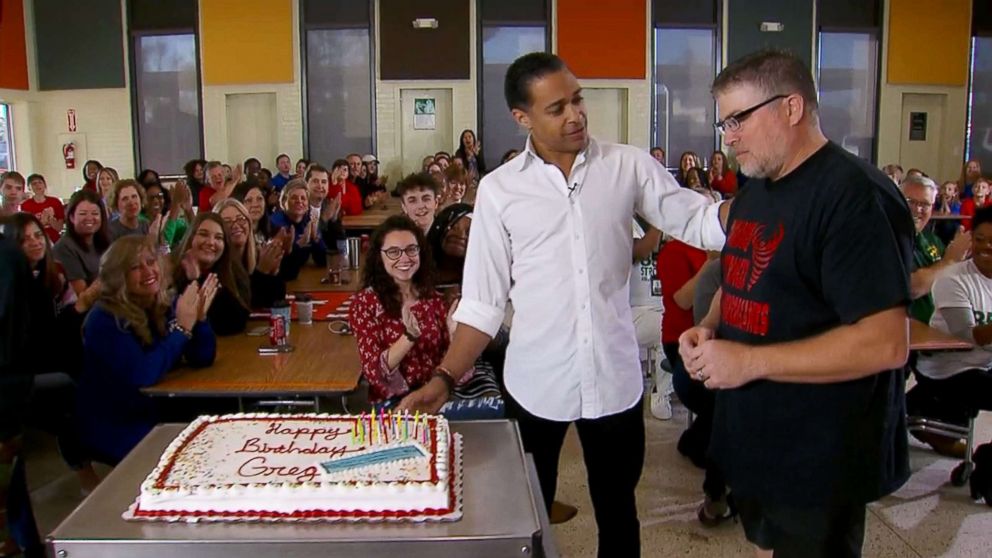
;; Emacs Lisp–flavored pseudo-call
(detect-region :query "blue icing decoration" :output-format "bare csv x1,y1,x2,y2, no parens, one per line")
320,444,426,475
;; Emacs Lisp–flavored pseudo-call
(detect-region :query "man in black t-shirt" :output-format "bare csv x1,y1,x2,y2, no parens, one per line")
680,50,913,558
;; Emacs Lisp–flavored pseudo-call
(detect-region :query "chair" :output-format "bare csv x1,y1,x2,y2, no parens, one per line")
908,412,978,486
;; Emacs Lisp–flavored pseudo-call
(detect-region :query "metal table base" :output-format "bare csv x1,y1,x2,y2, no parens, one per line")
48,420,557,558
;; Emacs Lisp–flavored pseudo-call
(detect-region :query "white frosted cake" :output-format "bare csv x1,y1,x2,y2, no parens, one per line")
125,412,462,522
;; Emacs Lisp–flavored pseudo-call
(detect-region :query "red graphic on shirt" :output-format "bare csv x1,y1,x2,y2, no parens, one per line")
721,220,785,336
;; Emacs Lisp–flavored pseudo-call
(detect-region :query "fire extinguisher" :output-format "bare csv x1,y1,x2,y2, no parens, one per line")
63,142,76,169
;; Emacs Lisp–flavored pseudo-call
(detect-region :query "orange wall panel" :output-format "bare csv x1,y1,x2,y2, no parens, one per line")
887,0,971,86
200,0,294,85
0,0,29,90
557,0,646,79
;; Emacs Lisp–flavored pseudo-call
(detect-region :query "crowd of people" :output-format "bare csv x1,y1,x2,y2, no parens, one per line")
1,47,991,558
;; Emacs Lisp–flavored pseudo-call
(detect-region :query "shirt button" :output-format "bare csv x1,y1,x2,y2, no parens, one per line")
578,269,584,274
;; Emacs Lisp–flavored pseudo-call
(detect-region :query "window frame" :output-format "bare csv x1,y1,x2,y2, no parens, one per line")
300,0,377,161
127,27,205,176
476,1,552,162
815,25,882,165
650,23,722,170
0,104,15,173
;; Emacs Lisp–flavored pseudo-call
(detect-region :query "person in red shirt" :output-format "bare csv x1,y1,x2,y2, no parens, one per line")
960,177,992,231
658,238,708,372
199,161,240,212
708,150,738,197
20,174,65,243
327,159,364,217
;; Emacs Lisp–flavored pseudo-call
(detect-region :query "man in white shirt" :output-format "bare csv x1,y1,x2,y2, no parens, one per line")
399,52,726,557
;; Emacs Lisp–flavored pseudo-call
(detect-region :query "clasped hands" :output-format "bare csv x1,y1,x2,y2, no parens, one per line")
678,326,758,390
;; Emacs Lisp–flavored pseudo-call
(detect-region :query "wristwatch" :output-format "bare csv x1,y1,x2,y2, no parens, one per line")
404,329,420,343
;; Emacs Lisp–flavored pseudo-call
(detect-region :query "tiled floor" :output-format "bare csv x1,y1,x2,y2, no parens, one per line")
21,400,992,557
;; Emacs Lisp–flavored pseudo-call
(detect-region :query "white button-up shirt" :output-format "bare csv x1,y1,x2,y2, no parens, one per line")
454,137,726,421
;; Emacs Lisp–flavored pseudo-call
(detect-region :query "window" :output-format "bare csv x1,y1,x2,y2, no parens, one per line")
0,104,13,172
653,27,718,165
302,0,375,164
480,26,547,162
817,32,879,161
305,28,374,162
132,34,202,174
967,36,992,171
478,0,549,168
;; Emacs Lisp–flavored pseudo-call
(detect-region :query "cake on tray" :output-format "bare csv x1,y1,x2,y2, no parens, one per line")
124,412,463,523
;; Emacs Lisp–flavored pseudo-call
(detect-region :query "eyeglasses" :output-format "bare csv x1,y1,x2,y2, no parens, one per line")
714,94,788,135
904,198,933,211
381,245,420,260
223,215,250,227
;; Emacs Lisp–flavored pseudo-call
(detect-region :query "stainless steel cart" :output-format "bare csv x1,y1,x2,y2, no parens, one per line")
48,420,558,557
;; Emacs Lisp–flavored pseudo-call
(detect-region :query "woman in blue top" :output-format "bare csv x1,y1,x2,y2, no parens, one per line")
78,236,219,465
269,179,327,280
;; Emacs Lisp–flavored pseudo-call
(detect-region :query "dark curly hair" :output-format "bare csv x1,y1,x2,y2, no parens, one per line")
362,215,436,317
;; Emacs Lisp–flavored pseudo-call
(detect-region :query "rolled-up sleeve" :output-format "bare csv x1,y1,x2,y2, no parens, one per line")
453,182,512,337
634,153,726,251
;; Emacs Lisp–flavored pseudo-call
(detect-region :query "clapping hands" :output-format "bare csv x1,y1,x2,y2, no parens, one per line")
175,274,219,330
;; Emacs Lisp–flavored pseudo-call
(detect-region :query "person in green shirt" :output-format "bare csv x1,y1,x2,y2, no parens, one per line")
161,180,196,250
904,175,970,323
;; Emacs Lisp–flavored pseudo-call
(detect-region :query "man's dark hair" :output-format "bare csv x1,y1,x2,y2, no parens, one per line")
395,172,441,197
1,171,25,186
504,52,568,111
712,49,818,113
331,159,349,172
26,173,45,186
276,153,291,164
304,164,329,183
974,206,992,231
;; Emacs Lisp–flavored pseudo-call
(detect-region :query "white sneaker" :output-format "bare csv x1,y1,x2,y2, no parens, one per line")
650,388,673,420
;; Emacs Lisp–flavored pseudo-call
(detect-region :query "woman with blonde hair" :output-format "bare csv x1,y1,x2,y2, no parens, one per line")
77,236,218,464
214,198,287,308
95,167,119,217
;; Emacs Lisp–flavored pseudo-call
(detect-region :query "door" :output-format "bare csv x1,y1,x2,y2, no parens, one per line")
583,88,628,144
899,93,945,179
399,88,453,175
226,93,277,168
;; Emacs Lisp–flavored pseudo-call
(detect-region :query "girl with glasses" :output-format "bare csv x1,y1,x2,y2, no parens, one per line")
349,215,489,419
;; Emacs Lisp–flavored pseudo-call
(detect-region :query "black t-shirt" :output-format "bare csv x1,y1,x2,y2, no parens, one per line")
711,141,913,507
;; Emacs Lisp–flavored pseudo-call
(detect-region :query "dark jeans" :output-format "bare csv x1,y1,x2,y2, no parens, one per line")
505,393,645,558
664,343,726,501
5,457,44,558
906,368,990,426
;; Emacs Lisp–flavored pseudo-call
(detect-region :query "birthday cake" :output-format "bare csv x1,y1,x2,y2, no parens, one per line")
124,412,462,522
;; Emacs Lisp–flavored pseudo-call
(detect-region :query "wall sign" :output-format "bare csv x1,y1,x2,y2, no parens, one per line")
909,111,927,141
413,98,436,130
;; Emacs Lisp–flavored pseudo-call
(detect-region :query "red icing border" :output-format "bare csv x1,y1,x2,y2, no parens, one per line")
132,432,459,520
